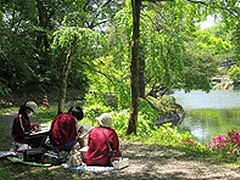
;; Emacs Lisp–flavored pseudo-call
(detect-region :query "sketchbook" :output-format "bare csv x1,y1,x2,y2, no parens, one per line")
78,124,94,138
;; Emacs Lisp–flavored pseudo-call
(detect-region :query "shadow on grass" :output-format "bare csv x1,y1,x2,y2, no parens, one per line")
125,142,239,165
0,142,239,180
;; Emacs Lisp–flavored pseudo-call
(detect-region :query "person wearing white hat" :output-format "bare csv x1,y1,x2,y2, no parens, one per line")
12,101,44,148
84,113,122,166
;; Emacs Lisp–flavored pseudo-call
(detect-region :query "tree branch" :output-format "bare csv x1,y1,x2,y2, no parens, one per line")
144,0,238,17
80,61,114,83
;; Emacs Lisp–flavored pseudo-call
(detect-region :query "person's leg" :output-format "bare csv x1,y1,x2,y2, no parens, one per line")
78,137,84,148
62,139,78,151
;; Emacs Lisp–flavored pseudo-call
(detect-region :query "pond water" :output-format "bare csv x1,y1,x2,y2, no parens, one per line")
172,90,240,143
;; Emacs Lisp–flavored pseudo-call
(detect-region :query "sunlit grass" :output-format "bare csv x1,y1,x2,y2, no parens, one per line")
186,108,240,122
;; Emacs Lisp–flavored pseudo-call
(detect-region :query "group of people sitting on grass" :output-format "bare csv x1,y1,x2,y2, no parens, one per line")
11,101,122,166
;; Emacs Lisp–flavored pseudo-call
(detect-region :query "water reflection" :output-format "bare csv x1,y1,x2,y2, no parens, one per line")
172,90,240,143
173,90,240,109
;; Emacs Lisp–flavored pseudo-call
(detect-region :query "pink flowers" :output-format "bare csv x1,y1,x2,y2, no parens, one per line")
206,129,240,156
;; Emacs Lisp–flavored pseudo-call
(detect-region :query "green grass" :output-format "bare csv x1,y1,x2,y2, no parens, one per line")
0,107,18,114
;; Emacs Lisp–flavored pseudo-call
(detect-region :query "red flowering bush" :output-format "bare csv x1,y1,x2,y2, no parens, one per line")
207,129,240,156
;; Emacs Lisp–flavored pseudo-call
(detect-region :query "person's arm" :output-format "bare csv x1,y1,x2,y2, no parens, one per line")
78,126,92,147
30,123,40,132
19,115,33,135
111,130,122,157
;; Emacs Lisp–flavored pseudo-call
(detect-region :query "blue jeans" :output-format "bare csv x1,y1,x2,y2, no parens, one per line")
62,139,78,149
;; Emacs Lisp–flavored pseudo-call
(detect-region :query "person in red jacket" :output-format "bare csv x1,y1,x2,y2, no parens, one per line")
49,106,84,152
84,113,122,166
12,101,43,148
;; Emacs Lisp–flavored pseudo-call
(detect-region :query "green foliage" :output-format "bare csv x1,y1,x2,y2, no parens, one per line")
1,0,237,103
110,108,191,146
139,97,159,122
180,27,233,92
33,107,58,124
82,95,178,140
1,0,239,139
52,27,101,51
140,2,186,92
0,107,17,114
1,0,114,98
0,80,10,96
85,55,131,109
228,65,240,86
145,95,179,115
83,91,114,126
151,124,191,146
0,0,59,95
194,29,232,55
158,96,178,112
112,110,129,137
137,112,155,138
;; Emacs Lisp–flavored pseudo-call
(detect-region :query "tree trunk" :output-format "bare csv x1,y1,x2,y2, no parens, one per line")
139,45,145,98
127,0,141,135
58,42,75,115
36,0,52,50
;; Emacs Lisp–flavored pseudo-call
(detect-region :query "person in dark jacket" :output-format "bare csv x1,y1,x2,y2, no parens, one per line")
84,113,122,166
49,106,84,152
12,101,43,148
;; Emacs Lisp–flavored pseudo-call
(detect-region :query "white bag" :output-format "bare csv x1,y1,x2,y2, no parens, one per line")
67,151,83,167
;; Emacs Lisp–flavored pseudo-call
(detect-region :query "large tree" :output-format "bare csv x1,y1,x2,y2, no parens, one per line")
126,0,240,134
127,0,141,135
0,0,124,102
1,0,239,135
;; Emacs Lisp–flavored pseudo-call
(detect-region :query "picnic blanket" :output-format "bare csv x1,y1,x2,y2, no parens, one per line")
7,156,114,173
5,153,115,173
6,154,124,174
0,151,17,159
7,156,51,167
62,163,115,174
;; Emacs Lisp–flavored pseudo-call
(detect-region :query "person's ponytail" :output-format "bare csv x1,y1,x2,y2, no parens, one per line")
68,106,84,120
18,102,27,114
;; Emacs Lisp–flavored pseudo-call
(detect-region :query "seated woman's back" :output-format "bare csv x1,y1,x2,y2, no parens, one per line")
84,113,122,166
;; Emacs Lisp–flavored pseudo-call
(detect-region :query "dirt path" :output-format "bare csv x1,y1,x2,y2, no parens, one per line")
0,110,18,150
75,140,240,180
1,111,240,179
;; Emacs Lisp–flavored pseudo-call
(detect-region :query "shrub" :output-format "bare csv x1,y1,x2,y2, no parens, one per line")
206,129,240,156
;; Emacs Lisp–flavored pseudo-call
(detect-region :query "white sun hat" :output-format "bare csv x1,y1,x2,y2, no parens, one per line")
25,101,38,113
96,113,112,128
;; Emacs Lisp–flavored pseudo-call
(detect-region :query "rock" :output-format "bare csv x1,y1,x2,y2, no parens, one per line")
155,104,185,127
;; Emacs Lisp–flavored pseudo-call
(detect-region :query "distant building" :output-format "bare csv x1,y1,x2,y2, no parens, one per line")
220,58,236,67
211,77,221,83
